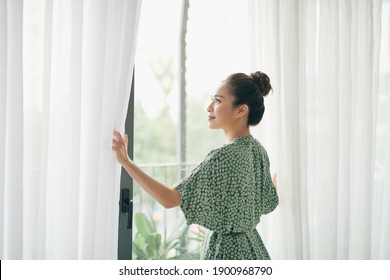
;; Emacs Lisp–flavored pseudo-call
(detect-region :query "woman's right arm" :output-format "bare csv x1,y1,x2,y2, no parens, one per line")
112,131,181,209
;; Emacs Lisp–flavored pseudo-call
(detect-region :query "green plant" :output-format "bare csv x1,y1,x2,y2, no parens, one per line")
132,212,204,260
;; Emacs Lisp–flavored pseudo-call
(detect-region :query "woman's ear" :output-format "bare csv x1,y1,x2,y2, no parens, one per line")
237,104,249,119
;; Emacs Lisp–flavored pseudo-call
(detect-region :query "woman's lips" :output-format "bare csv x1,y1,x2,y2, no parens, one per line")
208,116,215,121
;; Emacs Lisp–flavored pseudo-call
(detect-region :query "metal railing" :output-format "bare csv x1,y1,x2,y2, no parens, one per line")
132,162,203,259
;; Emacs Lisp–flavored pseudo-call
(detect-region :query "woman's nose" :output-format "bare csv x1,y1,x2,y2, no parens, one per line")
207,101,213,112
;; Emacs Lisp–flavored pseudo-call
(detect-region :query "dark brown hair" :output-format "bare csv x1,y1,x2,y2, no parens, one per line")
225,71,272,126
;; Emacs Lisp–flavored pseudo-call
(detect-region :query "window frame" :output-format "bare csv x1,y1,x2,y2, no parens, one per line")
117,70,135,260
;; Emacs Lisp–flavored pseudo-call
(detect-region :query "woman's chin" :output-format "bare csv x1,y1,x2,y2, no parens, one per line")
208,123,218,129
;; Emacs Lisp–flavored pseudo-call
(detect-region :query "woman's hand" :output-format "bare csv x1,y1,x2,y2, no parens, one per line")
112,130,130,166
272,173,277,191
112,130,181,208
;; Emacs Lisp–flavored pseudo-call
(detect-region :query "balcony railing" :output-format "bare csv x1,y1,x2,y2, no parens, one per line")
132,162,203,259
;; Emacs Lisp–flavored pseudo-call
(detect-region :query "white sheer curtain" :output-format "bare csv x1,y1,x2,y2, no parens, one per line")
249,0,390,259
0,0,141,259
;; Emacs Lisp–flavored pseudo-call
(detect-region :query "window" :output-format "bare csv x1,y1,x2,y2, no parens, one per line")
131,0,257,259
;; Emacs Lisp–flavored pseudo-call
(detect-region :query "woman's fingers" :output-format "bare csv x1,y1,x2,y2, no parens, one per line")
112,138,119,149
113,130,125,145
112,131,126,153
112,131,129,165
272,173,277,189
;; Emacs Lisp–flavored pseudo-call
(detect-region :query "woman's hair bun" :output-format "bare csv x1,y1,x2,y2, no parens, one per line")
250,71,272,97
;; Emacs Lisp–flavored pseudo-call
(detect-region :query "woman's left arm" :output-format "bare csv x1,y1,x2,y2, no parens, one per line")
112,131,181,209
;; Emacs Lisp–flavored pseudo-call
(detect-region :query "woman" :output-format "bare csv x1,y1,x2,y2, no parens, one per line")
112,71,279,260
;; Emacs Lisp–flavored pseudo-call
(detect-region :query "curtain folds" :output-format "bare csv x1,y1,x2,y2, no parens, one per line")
0,0,24,260
1,0,141,259
250,0,390,259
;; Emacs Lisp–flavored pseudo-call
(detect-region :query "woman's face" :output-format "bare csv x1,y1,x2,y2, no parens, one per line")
207,83,237,130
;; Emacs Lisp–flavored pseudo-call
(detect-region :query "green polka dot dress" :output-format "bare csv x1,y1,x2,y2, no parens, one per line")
174,135,279,260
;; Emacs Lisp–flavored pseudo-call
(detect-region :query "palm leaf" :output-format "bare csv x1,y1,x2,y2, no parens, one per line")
134,212,156,236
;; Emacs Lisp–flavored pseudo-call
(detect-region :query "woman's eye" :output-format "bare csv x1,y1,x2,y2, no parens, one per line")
210,96,221,104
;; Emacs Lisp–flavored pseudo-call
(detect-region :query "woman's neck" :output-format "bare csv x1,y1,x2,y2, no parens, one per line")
224,127,251,143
